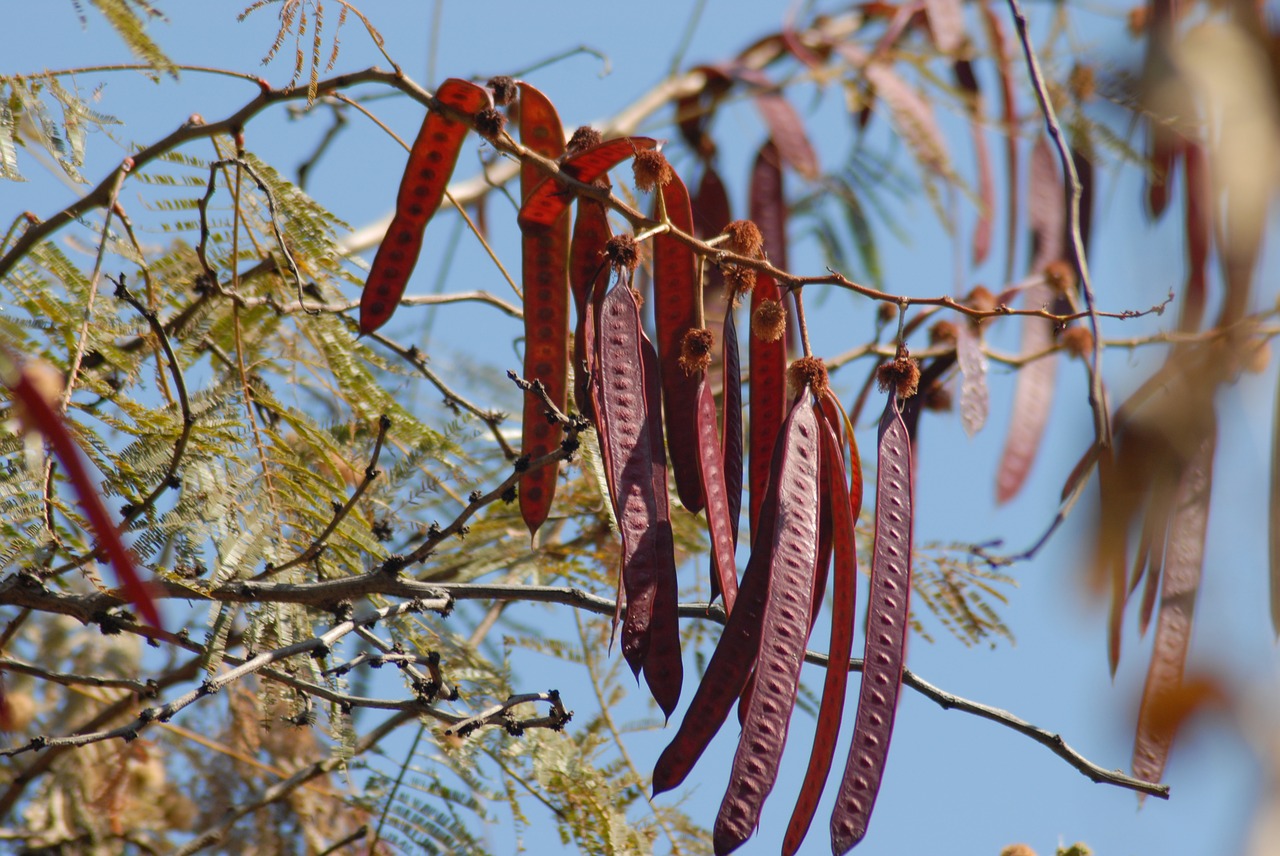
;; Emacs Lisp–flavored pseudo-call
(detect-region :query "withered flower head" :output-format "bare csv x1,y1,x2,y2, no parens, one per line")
876,354,921,399
1044,259,1077,295
486,76,518,107
605,234,640,272
929,320,959,346
632,149,674,193
876,301,898,326
787,356,829,397
1069,64,1096,103
922,380,952,412
567,125,603,155
723,219,764,258
723,265,757,306
751,298,786,342
473,108,506,140
966,285,998,314
1060,325,1094,359
678,328,715,376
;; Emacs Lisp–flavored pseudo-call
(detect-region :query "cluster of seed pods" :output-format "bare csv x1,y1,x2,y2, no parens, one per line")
357,77,919,854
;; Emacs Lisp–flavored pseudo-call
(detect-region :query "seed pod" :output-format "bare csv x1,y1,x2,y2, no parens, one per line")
714,394,821,855
570,193,612,419
722,308,744,552
517,81,570,540
518,137,660,229
640,330,684,719
748,143,789,539
831,392,914,854
360,78,492,334
653,168,705,511
783,399,861,856
652,383,791,797
696,375,739,613
595,283,677,684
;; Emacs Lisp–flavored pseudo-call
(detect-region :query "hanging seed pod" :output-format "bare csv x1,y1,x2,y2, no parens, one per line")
519,137,660,229
360,78,493,334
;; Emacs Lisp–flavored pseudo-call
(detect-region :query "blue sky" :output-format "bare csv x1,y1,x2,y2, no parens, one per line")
3,2,1278,854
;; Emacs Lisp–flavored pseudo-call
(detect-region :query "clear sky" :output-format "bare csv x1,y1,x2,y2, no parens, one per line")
3,2,1277,855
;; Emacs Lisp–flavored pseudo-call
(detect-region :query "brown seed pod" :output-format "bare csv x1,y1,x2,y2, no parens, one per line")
787,356,829,398
473,107,506,139
752,298,787,342
633,148,674,192
567,124,604,155
723,219,764,258
605,234,640,272
723,265,757,305
679,327,715,376
1044,259,1077,295
1061,325,1094,359
486,75,518,106
875,355,921,399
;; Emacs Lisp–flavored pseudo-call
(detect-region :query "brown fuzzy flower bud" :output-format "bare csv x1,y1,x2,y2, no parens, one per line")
876,354,921,399
605,234,640,272
966,285,998,314
486,76,518,107
722,266,757,306
632,149,674,192
1060,325,1094,359
876,301,898,326
678,328,715,375
1044,259,1077,295
787,356,830,397
1070,64,1096,103
473,107,506,140
922,381,952,412
751,298,787,342
929,320,959,346
567,125,603,155
723,219,764,258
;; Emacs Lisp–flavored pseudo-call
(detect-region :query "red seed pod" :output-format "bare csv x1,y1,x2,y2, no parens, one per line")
517,81,570,541
595,283,677,682
747,142,789,540
570,194,612,419
782,400,861,856
639,330,684,719
518,137,660,229
696,375,739,613
4,355,162,629
360,78,492,335
722,308,744,552
651,381,791,796
831,392,913,854
714,394,821,855
653,168,705,512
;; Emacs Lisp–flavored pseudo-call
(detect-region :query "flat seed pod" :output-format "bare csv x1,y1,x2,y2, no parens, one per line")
714,393,821,855
697,375,739,613
360,78,492,334
517,81,570,540
831,392,913,854
518,137,660,229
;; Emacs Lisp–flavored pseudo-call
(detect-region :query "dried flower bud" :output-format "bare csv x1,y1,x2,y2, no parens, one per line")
1044,259,1077,295
723,266,757,306
632,149,674,192
723,219,764,258
1246,340,1272,374
605,234,640,272
0,690,34,732
1126,5,1147,36
876,354,921,399
1000,846,1038,856
876,301,898,326
486,76,518,107
922,381,952,412
929,320,959,346
751,298,786,342
787,356,829,397
1060,325,1094,359
966,285,997,314
1070,64,1096,103
678,328,715,375
567,125,603,155
473,108,506,140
